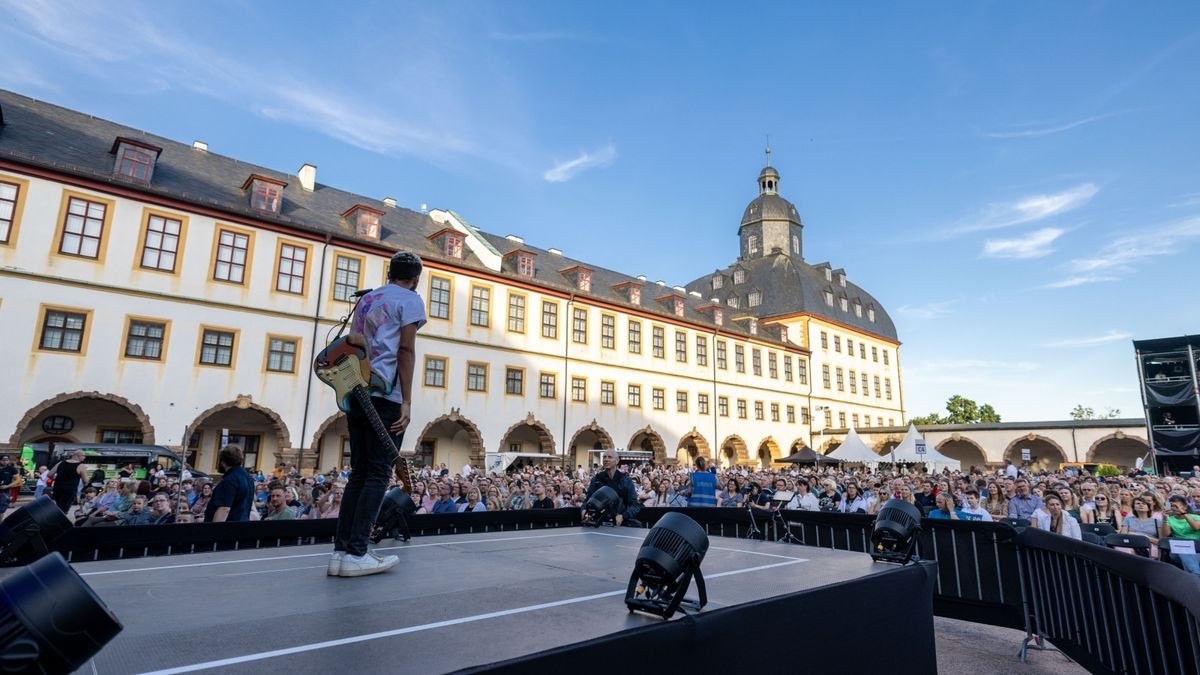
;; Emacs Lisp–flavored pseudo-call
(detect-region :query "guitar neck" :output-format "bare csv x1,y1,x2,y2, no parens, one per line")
351,386,413,490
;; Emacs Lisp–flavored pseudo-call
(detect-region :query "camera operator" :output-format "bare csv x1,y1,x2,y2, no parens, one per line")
583,449,640,526
746,481,772,511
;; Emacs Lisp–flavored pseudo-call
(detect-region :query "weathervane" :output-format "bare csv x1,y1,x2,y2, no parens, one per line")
765,134,772,166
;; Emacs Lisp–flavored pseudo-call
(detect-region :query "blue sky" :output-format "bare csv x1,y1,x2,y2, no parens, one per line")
3,1,1198,422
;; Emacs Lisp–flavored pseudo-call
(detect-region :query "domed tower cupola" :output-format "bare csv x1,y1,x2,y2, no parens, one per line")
759,147,780,195
739,147,804,261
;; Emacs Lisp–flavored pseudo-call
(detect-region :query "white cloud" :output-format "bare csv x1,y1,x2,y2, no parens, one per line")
944,183,1098,236
896,301,954,319
981,111,1126,139
981,227,1064,259
1043,275,1120,289
1067,216,1200,273
1043,331,1133,348
543,144,617,183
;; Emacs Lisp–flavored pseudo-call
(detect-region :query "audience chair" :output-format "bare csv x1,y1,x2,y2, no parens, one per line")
1083,522,1117,538
1104,533,1152,558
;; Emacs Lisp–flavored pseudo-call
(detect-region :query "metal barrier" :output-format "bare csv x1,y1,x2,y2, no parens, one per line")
1016,527,1200,674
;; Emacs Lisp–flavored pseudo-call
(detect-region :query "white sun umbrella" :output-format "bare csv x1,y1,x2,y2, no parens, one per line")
890,424,960,472
826,427,882,465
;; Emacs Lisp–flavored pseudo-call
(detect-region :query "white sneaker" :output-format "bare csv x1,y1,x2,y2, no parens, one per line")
327,551,345,577
339,552,399,577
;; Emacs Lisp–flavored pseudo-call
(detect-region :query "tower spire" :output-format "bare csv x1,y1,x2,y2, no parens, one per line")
765,134,772,167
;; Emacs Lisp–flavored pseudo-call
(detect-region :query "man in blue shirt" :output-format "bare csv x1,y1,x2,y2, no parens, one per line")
1008,479,1044,520
204,445,255,523
430,483,458,514
333,252,427,578
689,456,718,507
926,492,964,520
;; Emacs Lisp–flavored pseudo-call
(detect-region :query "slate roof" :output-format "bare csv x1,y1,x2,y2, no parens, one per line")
0,89,786,347
740,193,802,228
683,246,900,342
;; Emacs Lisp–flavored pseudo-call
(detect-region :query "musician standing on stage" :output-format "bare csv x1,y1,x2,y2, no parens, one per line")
330,251,426,578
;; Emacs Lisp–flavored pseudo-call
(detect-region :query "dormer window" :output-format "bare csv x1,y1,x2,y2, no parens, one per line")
824,268,832,282
714,308,724,326
712,275,723,290
792,235,800,254
673,297,684,317
445,233,464,258
854,302,862,317
868,308,876,322
612,281,643,305
839,273,846,287
840,297,848,311
110,138,162,183
517,253,534,276
748,290,762,307
749,319,758,335
779,326,788,342
727,296,739,308
342,205,384,240
733,269,745,284
242,175,286,214
629,286,641,305
825,291,834,306
560,265,594,292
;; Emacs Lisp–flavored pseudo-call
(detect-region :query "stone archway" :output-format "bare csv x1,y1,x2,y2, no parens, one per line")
875,437,901,459
10,391,154,445
498,413,555,455
788,438,810,455
311,412,348,473
720,435,749,468
757,437,782,468
568,420,614,468
675,429,711,464
187,395,291,471
1086,433,1150,468
418,408,487,472
936,436,989,471
1003,434,1068,471
628,426,667,465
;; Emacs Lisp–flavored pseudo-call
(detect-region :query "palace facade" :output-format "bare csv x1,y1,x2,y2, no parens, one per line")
0,90,904,473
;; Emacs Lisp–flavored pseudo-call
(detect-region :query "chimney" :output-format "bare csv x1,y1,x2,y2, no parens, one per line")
298,164,316,192
383,197,397,208
505,234,524,244
548,248,562,256
420,203,428,213
636,275,647,282
192,140,208,152
673,285,686,294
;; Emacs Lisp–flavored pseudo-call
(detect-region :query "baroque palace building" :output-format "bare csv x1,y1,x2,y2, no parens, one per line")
0,90,904,473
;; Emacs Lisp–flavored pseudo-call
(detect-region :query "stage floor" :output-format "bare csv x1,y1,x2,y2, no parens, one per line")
73,527,891,674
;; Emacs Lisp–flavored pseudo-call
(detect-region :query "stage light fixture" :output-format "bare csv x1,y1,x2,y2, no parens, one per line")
0,552,123,673
0,496,73,565
870,499,923,565
372,487,416,543
625,512,708,619
583,486,619,527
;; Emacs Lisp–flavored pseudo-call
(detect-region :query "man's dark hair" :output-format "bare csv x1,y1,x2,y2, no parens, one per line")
388,251,423,281
218,444,245,469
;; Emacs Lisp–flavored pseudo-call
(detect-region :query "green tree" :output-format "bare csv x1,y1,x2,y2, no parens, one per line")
911,395,1002,425
1070,404,1095,420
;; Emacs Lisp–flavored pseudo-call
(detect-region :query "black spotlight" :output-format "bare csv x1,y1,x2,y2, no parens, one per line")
625,512,708,619
583,485,620,527
371,487,416,543
870,499,923,565
0,496,74,565
0,552,123,673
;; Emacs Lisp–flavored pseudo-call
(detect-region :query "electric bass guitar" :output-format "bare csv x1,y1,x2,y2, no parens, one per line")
313,334,414,492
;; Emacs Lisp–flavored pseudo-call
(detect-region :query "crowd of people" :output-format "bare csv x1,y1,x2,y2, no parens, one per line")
4,448,1199,574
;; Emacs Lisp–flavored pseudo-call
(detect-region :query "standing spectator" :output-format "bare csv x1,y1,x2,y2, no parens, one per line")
205,445,255,523
1160,495,1200,575
0,455,21,515
1032,493,1081,540
689,456,718,507
49,450,88,515
530,484,555,509
1008,479,1043,521
1005,459,1019,480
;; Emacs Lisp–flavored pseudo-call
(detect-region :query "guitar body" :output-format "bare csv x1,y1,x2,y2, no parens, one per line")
314,334,414,494
313,335,391,413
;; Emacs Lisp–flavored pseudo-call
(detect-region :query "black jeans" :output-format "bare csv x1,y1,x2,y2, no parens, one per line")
335,396,402,557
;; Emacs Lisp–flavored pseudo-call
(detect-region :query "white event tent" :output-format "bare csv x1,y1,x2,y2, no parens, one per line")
890,424,961,471
825,428,883,465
